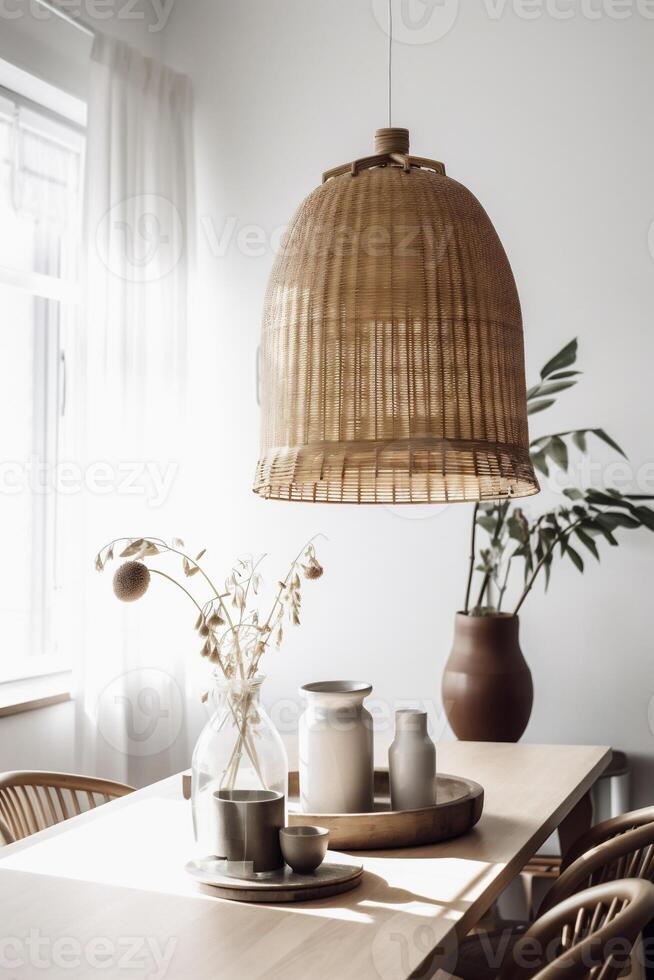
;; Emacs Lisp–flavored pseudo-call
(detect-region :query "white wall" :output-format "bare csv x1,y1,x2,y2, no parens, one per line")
159,0,654,804
0,0,165,98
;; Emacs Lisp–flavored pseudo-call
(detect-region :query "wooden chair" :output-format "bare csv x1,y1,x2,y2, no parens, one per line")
457,879,654,980
561,806,654,872
0,771,135,844
540,820,654,916
0,813,12,846
499,879,654,980
456,823,654,980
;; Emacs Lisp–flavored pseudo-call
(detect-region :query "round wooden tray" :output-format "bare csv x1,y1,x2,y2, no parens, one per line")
287,770,484,850
185,853,363,903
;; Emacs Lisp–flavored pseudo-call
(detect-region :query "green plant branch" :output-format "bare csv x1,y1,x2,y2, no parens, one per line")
513,519,583,616
475,571,491,610
463,503,479,615
497,558,512,612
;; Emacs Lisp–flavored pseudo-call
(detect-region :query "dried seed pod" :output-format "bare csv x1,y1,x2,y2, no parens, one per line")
113,561,151,602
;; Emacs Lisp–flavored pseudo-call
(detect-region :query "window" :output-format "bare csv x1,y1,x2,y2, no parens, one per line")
0,76,85,683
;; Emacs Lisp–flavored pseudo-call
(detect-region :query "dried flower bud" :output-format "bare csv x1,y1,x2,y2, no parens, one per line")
113,561,150,602
302,558,323,580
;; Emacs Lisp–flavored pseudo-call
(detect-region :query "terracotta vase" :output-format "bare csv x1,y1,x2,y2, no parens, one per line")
442,613,533,742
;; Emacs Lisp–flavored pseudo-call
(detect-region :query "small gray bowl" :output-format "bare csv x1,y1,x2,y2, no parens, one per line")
280,825,329,874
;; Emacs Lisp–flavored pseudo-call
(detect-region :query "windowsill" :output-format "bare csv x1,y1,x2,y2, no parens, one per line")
0,671,72,718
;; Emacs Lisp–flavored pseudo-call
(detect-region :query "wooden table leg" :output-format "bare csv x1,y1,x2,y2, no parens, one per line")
558,790,593,860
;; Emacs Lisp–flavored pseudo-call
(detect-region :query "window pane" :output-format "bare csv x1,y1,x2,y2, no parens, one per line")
0,87,83,678
0,282,37,659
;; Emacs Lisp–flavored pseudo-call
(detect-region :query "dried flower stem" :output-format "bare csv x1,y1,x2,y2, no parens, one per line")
249,534,324,677
149,569,203,614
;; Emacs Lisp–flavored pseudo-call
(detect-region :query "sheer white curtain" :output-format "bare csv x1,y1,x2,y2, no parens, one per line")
72,35,200,787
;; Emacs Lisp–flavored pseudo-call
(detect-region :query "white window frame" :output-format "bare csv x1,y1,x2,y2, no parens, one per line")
0,66,85,692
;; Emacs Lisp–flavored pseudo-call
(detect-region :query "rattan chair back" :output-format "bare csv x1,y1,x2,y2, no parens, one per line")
499,879,654,980
0,771,134,844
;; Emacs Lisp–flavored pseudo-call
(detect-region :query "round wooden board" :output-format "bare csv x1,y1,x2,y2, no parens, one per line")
185,854,363,903
288,770,484,850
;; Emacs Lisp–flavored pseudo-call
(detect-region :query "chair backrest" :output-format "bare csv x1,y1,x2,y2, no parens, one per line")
0,771,134,844
562,806,654,871
540,821,654,916
499,878,654,980
0,813,12,846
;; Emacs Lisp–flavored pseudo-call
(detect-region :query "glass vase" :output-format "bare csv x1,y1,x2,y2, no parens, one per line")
191,674,288,855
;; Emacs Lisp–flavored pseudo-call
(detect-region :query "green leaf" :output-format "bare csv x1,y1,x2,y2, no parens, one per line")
528,399,555,416
477,516,497,534
527,380,577,401
530,451,549,477
563,487,583,500
575,527,600,561
566,545,584,573
549,370,582,380
545,436,569,471
635,506,654,532
572,430,588,453
540,339,578,380
589,516,619,545
585,490,634,511
591,429,627,459
508,510,530,544
593,512,619,532
603,511,640,529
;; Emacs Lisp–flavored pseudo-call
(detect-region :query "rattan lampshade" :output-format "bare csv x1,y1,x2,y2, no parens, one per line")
254,128,539,504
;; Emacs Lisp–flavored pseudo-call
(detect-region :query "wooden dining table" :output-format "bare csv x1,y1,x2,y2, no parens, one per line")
0,742,610,980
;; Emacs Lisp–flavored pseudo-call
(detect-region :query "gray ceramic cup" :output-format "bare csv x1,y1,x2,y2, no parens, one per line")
280,825,329,874
213,789,285,873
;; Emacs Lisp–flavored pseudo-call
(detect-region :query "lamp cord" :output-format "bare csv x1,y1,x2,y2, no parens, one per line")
388,0,393,127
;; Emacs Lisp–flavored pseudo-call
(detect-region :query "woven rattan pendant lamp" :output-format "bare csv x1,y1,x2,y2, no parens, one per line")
253,17,539,504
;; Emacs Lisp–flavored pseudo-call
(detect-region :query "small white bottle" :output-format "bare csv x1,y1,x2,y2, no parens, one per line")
389,710,436,811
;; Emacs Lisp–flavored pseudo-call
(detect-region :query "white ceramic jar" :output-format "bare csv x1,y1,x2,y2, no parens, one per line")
299,681,374,814
388,709,436,811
